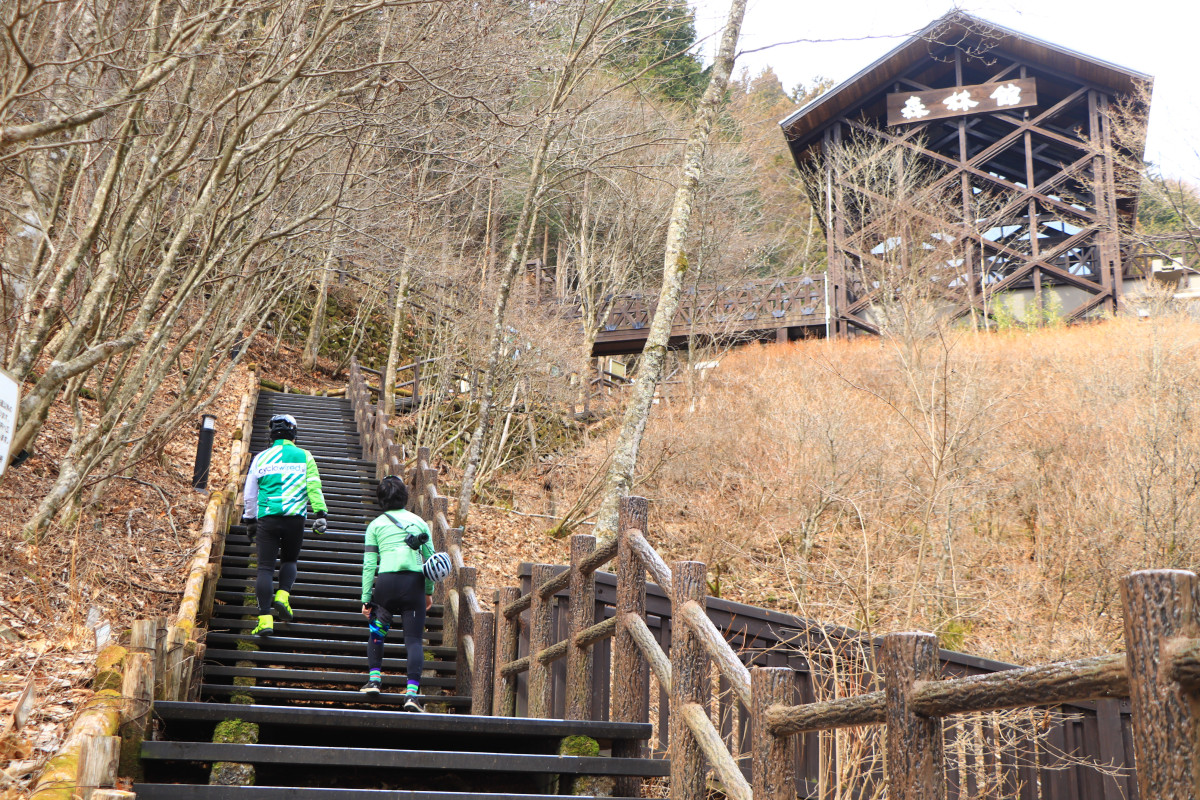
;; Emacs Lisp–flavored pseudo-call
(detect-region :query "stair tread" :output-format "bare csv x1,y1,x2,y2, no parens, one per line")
203,648,456,672
155,702,654,740
203,633,457,657
141,742,669,776
202,665,459,686
203,684,471,707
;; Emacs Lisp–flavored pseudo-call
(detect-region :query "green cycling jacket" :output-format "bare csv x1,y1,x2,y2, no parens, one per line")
243,440,328,518
361,508,434,603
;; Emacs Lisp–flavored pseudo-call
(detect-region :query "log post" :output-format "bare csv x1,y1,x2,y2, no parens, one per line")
1121,569,1200,800
670,561,709,800
118,652,154,779
129,619,157,655
161,625,190,701
751,667,793,800
494,587,521,716
442,524,460,652
528,564,556,718
77,734,120,800
613,496,649,797
456,565,476,698
92,792,136,800
473,609,495,716
882,632,945,800
566,534,597,721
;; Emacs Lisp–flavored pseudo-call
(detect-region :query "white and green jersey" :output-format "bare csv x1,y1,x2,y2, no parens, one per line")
243,440,328,518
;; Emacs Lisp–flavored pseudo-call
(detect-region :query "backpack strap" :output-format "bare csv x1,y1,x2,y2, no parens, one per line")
382,512,428,552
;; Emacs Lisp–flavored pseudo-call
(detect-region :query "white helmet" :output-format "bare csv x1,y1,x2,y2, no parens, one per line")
423,552,453,583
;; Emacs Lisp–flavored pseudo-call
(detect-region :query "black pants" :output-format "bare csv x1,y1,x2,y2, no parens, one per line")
367,571,426,685
255,514,305,614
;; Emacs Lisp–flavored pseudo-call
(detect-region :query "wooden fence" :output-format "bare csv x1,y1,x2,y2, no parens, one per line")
483,496,1200,800
347,358,494,714
510,564,1140,799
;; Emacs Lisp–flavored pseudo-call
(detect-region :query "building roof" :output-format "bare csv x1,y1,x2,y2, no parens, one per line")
779,10,1153,154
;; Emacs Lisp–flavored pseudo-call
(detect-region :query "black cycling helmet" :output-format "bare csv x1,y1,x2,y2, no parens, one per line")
268,414,298,441
377,475,409,511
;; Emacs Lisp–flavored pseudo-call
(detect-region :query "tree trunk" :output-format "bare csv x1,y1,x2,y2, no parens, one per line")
302,245,336,371
381,253,414,420
592,0,748,538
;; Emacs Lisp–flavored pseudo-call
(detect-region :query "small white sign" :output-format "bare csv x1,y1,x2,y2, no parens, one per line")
0,369,20,478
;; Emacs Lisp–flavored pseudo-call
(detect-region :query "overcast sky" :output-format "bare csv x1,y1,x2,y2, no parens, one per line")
690,0,1200,178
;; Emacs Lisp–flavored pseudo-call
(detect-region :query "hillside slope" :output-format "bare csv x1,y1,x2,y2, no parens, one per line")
473,315,1200,665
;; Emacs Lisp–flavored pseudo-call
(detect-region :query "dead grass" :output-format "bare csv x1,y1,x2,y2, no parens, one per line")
481,314,1200,666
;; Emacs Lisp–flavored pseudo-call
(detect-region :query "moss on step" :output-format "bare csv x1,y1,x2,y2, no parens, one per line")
557,736,614,796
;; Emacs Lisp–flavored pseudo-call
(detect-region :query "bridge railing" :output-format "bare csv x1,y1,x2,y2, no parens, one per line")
594,275,828,338
348,357,493,714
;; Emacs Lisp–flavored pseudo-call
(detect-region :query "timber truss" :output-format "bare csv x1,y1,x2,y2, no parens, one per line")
785,13,1148,336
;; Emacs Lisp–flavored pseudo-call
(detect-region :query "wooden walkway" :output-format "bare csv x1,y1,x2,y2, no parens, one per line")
589,275,828,356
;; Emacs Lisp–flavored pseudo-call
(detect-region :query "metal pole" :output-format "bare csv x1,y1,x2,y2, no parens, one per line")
192,414,217,490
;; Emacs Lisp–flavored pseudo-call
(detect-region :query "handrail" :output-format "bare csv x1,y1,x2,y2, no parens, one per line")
493,498,757,800
765,650,1133,737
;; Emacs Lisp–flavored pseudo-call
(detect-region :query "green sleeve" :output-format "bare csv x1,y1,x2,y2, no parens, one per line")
362,521,379,603
305,451,327,513
421,541,435,595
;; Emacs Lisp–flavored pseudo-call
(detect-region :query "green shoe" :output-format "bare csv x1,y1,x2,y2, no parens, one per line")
272,590,293,622
250,614,273,637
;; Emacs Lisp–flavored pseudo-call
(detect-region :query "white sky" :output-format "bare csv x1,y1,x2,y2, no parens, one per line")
690,0,1200,178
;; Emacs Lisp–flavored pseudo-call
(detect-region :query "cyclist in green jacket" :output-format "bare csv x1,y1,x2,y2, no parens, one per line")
360,475,433,711
240,414,328,636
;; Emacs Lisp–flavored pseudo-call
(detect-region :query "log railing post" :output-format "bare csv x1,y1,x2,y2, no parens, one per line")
613,496,649,797
494,587,521,717
441,522,459,648
670,561,709,800
473,609,495,716
882,632,945,800
528,564,556,718
566,533,596,721
751,667,793,800
77,734,120,800
456,564,476,698
1122,569,1200,800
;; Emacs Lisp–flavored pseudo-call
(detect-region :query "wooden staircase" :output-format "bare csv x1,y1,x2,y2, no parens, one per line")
132,391,663,798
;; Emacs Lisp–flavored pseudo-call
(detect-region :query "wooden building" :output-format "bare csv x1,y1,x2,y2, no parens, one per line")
780,11,1153,336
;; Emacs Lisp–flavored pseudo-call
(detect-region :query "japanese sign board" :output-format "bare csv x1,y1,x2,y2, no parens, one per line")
0,369,17,477
887,78,1038,126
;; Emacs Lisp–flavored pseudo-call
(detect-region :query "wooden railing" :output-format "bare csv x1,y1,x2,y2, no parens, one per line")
347,357,494,715
494,500,1200,799
494,496,754,800
753,569,1200,800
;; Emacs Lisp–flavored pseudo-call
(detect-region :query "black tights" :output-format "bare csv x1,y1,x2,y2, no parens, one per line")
255,514,304,614
367,571,427,686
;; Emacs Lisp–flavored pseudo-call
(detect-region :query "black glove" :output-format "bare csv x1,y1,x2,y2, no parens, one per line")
405,531,429,550
312,511,327,535
241,516,257,541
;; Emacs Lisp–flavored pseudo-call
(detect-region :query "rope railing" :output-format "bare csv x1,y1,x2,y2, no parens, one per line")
348,357,493,714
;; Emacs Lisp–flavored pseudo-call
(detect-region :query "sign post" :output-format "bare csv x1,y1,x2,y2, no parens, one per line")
0,370,20,478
